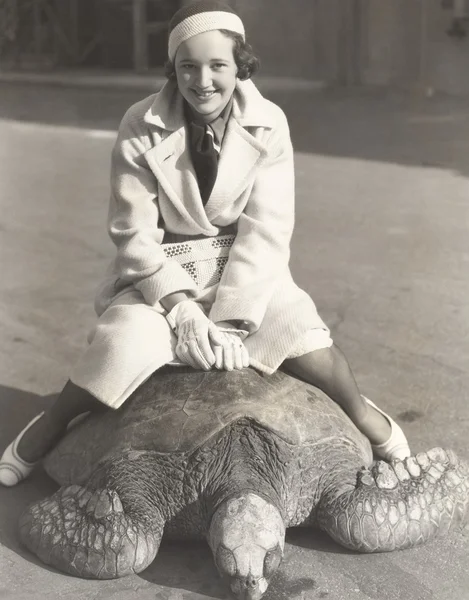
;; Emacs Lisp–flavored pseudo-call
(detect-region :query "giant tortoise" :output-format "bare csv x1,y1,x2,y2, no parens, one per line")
19,367,469,599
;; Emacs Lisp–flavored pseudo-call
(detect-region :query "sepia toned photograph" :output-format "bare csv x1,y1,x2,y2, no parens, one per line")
0,1,468,599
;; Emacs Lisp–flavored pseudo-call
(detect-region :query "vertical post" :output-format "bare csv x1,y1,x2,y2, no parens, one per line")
337,0,346,85
33,0,42,57
351,0,362,85
418,0,431,93
69,0,79,62
338,0,362,85
133,0,147,71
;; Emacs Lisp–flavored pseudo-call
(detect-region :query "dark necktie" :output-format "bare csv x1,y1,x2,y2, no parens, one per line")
189,121,219,206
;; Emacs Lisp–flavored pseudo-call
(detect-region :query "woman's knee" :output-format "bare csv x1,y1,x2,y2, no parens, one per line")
102,303,151,326
284,345,336,380
95,303,169,343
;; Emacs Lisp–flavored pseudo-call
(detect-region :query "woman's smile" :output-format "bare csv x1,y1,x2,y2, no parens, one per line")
192,88,218,101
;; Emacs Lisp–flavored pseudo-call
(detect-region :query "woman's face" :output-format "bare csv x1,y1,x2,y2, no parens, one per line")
174,30,238,122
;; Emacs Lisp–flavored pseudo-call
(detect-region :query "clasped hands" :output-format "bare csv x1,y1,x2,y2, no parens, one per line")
166,300,249,371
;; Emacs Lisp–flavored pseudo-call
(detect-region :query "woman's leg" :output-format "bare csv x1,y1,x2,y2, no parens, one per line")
284,344,394,445
15,381,106,463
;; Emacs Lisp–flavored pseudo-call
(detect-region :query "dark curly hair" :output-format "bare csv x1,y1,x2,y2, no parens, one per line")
165,30,260,81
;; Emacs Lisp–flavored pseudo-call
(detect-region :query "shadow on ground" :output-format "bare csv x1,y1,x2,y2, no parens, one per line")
2,82,469,178
140,531,341,599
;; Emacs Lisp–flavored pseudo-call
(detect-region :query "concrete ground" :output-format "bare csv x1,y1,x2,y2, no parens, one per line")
0,77,468,600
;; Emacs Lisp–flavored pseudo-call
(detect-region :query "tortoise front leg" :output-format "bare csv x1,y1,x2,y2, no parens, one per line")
18,484,165,578
318,447,468,552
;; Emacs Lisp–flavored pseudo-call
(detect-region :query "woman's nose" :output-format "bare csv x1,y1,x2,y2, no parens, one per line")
195,66,212,89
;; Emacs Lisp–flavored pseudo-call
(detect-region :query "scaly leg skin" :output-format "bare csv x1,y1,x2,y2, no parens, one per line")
18,484,165,578
318,447,469,552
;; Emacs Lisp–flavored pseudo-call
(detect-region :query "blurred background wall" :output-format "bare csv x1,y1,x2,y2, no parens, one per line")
0,0,468,94
360,0,469,95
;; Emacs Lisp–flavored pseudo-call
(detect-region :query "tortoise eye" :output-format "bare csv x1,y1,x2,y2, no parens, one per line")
264,544,282,577
216,545,237,577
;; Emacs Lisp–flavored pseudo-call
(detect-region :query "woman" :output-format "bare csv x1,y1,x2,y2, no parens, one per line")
0,0,410,487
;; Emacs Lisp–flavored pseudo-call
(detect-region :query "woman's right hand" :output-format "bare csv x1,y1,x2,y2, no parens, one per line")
211,322,250,372
166,300,224,371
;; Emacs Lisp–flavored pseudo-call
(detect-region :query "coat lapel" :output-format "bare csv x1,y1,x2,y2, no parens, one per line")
144,128,217,234
205,80,273,220
143,82,217,234
204,118,267,221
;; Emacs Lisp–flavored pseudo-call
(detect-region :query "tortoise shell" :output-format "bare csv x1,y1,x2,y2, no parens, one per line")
44,367,371,485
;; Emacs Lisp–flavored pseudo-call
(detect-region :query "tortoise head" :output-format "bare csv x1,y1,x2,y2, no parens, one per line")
207,493,285,600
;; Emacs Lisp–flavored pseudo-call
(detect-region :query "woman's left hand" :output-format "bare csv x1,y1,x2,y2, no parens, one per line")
212,322,250,371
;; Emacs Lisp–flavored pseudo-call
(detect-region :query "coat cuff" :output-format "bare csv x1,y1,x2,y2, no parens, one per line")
209,295,268,334
135,262,198,306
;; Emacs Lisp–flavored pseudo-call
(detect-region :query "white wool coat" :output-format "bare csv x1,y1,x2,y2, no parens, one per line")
71,79,330,408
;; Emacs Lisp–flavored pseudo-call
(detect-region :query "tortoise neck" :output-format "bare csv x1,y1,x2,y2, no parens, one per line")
199,418,289,522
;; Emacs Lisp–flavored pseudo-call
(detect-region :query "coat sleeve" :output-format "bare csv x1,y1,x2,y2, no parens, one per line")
108,109,198,305
209,110,295,333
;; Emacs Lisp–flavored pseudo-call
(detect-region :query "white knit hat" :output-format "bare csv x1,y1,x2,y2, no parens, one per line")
168,0,245,62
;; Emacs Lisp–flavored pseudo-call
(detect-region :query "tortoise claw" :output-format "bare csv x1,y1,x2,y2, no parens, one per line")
390,460,411,482
371,462,399,490
357,467,375,487
427,447,448,464
404,457,421,478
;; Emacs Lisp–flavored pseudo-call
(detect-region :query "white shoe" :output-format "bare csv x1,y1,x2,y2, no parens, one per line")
362,397,411,461
0,412,45,486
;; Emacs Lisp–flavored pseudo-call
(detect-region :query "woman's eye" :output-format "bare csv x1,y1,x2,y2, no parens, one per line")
212,63,227,70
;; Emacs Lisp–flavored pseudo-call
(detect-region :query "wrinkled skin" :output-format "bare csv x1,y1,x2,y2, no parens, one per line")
18,368,469,599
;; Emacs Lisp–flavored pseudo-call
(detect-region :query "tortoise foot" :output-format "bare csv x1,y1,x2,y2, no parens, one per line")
19,485,163,578
319,447,469,552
